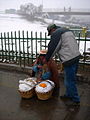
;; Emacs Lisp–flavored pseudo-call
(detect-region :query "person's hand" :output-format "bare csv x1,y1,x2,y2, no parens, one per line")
32,64,42,72
36,78,42,83
37,65,42,69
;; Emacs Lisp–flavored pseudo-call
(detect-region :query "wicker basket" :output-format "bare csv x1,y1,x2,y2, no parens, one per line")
18,87,35,99
35,89,53,100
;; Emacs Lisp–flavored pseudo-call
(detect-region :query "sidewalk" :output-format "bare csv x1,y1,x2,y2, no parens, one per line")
0,68,90,120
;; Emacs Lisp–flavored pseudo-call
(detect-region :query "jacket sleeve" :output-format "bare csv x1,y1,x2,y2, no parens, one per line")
45,28,70,61
45,29,61,61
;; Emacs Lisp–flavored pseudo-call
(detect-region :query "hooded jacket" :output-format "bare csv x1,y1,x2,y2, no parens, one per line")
45,27,81,66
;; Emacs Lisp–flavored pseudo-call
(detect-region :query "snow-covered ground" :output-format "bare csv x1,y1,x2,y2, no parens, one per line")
0,13,47,33
0,13,90,53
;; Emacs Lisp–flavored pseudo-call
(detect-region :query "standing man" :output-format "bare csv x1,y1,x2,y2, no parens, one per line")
44,24,80,106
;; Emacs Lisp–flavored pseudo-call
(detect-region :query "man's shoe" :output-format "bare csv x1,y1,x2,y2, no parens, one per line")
60,95,71,100
66,101,80,106
72,101,80,106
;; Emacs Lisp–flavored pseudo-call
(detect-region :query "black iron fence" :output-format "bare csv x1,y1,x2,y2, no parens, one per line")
0,29,90,67
0,31,49,67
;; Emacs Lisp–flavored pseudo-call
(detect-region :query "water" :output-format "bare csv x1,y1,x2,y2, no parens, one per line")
0,13,90,53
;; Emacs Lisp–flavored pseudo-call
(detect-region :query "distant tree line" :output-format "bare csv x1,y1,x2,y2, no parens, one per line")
17,3,43,19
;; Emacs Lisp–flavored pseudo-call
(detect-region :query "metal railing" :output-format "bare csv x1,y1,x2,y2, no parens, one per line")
0,31,49,67
0,29,90,67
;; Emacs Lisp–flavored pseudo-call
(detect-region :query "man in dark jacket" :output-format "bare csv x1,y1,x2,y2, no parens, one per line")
44,24,80,106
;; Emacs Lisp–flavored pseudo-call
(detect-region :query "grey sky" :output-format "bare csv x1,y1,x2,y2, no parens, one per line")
0,0,90,10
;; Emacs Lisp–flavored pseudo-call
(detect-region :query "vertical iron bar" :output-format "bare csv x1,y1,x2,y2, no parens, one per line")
1,33,4,61
31,31,33,64
35,32,38,58
22,30,25,67
40,32,42,50
4,32,7,61
26,31,29,65
78,32,82,68
45,32,47,49
0,33,2,59
7,32,10,62
11,31,14,61
83,33,87,63
18,31,21,67
78,32,80,49
15,31,17,63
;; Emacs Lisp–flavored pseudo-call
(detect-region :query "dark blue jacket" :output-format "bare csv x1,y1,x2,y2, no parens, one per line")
45,27,70,61
45,27,80,66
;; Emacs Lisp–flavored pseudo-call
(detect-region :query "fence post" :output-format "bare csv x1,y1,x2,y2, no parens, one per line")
82,27,87,38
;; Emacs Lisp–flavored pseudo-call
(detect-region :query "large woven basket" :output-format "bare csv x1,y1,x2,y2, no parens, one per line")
35,89,53,100
18,87,35,99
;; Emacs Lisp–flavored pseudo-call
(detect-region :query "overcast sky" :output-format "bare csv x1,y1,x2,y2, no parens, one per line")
0,0,90,10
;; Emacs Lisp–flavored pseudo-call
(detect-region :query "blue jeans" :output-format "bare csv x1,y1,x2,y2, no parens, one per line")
64,61,80,102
